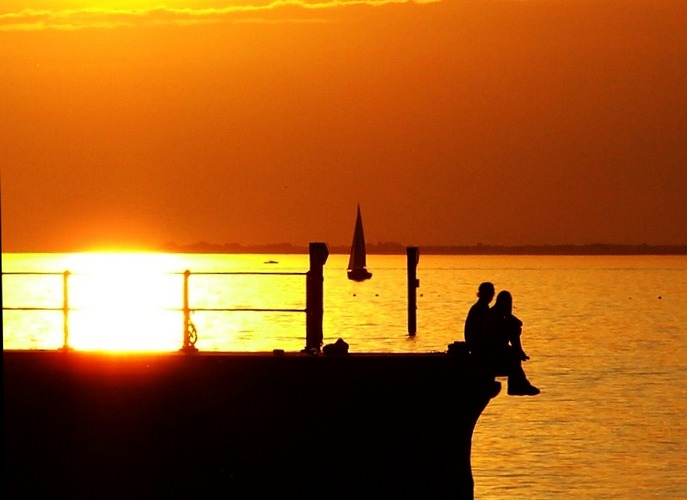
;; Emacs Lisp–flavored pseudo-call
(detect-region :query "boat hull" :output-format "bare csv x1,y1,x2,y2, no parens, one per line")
4,350,498,499
347,268,373,281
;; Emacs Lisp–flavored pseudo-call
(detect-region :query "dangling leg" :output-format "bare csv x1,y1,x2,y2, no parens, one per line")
511,331,529,361
505,349,540,396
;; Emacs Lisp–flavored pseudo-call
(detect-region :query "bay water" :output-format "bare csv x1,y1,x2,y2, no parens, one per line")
3,253,686,498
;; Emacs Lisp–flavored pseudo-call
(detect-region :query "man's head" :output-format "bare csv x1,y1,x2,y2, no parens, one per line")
477,282,495,302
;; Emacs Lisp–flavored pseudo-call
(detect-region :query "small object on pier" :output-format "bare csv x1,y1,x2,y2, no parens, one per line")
323,338,349,356
273,349,285,356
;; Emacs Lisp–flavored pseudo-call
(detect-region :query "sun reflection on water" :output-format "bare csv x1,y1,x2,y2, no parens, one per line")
60,252,188,351
2,252,311,352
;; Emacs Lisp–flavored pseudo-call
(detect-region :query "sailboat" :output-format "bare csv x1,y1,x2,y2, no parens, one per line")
347,205,373,282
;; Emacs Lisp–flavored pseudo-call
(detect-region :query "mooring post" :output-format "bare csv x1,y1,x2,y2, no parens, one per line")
60,270,71,351
305,242,329,352
407,247,420,336
181,270,198,353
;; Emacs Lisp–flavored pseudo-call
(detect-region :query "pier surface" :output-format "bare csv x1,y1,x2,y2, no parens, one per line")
4,350,498,499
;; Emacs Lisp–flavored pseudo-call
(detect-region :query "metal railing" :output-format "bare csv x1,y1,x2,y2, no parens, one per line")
177,269,308,353
2,243,330,353
3,270,73,350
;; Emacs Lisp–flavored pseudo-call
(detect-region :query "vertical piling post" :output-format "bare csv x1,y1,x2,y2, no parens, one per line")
407,247,420,336
181,270,198,353
305,242,329,352
60,270,71,351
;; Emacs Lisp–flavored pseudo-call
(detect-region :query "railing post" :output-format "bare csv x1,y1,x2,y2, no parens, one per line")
60,270,71,351
407,247,420,336
305,242,329,352
181,270,198,353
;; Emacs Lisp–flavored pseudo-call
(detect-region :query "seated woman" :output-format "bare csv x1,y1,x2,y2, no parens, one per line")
482,291,540,396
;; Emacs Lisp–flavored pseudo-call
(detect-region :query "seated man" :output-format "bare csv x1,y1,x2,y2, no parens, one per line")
464,282,496,353
465,285,540,396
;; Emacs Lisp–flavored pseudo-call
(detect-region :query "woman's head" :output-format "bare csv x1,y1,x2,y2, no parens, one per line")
494,290,512,314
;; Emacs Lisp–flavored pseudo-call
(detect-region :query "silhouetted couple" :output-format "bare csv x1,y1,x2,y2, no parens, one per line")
465,282,540,396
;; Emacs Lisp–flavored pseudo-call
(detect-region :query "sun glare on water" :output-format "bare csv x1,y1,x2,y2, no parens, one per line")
4,251,312,353
63,252,187,352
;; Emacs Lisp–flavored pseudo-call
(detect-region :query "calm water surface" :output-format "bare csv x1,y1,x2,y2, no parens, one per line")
3,253,686,498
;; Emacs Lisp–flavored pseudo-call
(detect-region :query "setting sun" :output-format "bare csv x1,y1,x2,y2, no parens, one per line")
64,253,183,351
2,252,312,352
24,253,188,351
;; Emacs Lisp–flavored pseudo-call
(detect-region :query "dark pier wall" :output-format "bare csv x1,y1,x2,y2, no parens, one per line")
4,351,498,499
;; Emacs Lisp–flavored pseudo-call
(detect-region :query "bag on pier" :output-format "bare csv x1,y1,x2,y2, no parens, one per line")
323,338,349,356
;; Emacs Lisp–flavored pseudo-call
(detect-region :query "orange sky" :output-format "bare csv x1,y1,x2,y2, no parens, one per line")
2,0,686,251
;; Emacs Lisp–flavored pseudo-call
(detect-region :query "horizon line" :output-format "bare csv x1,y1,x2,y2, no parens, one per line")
3,242,687,255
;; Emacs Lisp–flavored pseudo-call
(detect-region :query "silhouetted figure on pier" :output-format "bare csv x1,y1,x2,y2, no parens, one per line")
465,286,540,396
464,282,496,351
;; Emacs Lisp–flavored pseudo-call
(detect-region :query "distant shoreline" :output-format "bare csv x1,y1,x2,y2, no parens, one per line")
158,242,687,256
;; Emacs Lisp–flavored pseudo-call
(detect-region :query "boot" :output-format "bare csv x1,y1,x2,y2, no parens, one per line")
507,379,540,396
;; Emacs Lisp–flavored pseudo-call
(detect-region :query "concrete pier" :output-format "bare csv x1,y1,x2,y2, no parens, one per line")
4,350,499,499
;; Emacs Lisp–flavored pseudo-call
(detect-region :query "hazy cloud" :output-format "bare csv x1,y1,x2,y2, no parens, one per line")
0,0,439,31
